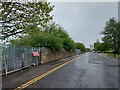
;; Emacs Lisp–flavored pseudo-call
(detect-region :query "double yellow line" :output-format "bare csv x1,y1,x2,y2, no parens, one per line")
15,56,80,90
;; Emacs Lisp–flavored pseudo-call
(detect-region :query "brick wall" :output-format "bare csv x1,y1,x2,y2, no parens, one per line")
41,47,75,64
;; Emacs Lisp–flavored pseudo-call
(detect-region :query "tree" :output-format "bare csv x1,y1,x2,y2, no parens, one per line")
63,37,76,51
10,31,64,50
44,22,69,39
94,41,109,52
100,43,110,52
102,17,120,56
10,23,76,51
0,1,54,43
86,48,91,52
44,23,76,51
75,42,86,52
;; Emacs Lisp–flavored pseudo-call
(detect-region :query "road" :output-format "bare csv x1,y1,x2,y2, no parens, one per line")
3,52,119,89
26,52,118,88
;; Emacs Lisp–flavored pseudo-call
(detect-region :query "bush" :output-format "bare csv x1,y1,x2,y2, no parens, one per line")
75,42,86,52
11,23,77,51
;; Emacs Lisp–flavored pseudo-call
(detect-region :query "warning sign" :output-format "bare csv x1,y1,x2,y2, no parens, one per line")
33,52,39,56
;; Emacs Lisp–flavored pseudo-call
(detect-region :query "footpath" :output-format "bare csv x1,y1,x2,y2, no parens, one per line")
2,54,80,89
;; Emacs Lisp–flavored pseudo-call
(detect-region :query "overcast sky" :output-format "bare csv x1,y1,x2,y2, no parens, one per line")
50,2,118,48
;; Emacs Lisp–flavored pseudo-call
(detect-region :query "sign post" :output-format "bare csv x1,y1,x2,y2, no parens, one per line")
33,52,39,66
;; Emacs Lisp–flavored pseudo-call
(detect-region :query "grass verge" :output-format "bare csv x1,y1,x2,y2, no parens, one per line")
105,53,120,58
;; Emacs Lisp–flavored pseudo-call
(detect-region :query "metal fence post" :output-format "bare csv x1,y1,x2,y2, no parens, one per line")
25,47,27,67
5,59,7,76
13,46,16,70
39,47,41,65
0,44,2,90
0,45,2,76
5,46,8,76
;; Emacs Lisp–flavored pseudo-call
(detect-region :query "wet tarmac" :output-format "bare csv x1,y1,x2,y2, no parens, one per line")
2,52,119,89
27,52,119,88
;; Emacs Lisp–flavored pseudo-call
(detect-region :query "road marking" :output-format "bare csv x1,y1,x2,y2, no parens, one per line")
14,56,80,90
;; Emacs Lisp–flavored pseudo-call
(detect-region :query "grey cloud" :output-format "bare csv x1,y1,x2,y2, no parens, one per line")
51,2,118,48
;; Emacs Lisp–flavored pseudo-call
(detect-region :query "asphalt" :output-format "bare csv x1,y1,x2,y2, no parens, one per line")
27,52,119,88
2,52,119,89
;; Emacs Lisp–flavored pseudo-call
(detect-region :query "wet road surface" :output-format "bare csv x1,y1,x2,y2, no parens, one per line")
26,52,118,88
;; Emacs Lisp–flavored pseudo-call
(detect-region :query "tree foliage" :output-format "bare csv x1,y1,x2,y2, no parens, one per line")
86,48,91,52
10,31,63,50
11,23,76,51
75,42,86,52
94,41,109,52
0,1,54,41
2,1,82,51
44,23,76,50
102,17,120,54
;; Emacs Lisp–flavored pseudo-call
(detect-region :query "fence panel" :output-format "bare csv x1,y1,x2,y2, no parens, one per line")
1,45,77,75
1,45,41,75
25,47,33,67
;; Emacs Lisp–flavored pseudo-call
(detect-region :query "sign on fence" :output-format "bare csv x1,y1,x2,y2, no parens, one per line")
33,52,39,56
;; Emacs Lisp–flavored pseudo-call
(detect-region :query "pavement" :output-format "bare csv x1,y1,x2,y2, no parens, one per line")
2,52,119,89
